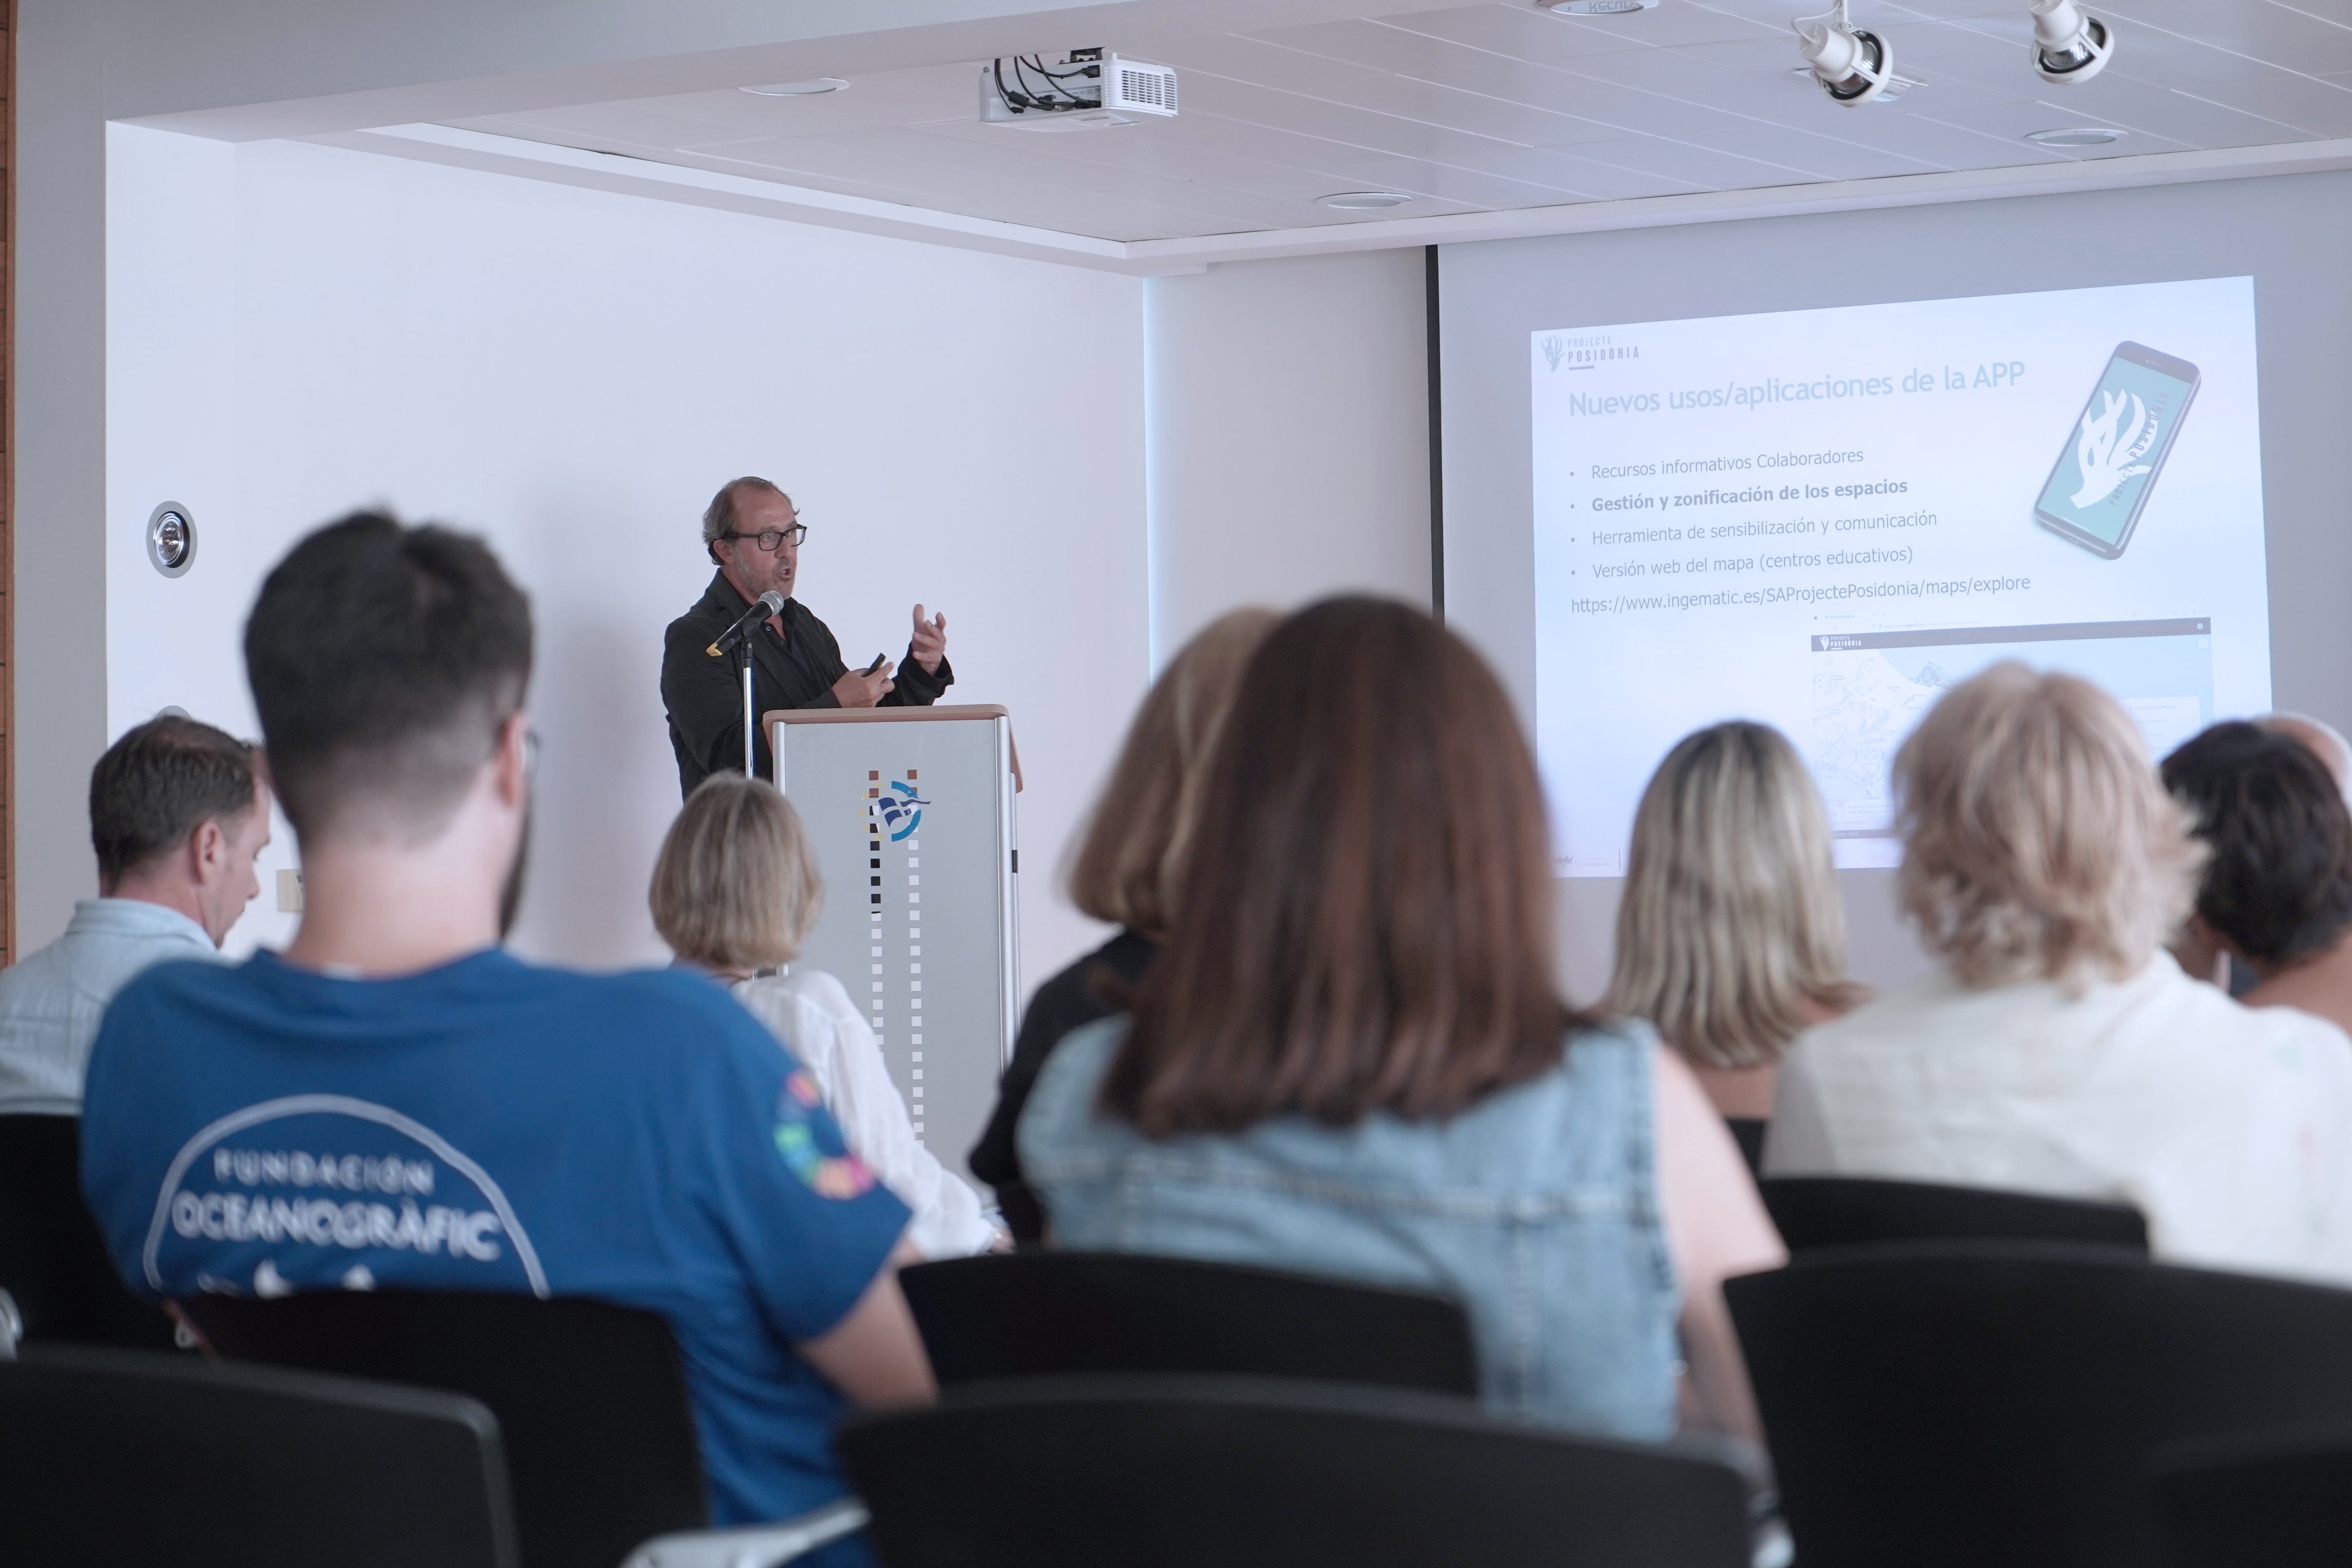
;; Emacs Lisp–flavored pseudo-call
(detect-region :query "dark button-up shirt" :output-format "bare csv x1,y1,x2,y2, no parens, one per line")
660,570,954,796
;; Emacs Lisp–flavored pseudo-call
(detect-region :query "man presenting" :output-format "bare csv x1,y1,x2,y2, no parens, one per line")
662,477,952,795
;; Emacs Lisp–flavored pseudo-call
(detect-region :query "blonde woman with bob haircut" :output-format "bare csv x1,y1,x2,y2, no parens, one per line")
1769,663,2352,1283
1608,722,1862,1167
652,773,996,1258
968,606,1279,1242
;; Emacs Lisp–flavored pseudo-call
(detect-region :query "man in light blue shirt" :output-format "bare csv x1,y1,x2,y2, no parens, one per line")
0,715,270,1114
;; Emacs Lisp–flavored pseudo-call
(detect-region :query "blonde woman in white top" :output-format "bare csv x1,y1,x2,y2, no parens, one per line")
1768,663,2352,1285
1606,721,1863,1170
652,773,998,1258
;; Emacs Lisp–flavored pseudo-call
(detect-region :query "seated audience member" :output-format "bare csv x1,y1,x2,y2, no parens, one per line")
2172,713,2352,989
1020,597,1784,1442
1605,721,1862,1173
2162,721,2352,1039
1769,663,2352,1283
968,606,1275,1243
2258,711,2352,803
0,715,268,1115
652,772,997,1258
79,514,929,1558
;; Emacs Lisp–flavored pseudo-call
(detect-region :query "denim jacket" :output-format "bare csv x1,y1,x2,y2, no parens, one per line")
1018,1015,1680,1440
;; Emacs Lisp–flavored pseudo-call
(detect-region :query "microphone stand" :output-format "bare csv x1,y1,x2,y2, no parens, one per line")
738,637,755,778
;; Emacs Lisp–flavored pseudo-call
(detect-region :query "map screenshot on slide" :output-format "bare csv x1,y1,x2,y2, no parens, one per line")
1530,276,2270,875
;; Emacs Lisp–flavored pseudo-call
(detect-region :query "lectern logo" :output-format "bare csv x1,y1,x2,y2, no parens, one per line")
875,779,929,842
1542,336,1564,372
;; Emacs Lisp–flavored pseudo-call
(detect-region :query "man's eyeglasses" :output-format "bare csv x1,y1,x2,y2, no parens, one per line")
719,523,808,552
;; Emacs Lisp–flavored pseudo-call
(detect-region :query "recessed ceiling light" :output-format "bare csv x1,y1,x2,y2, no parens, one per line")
1537,0,1659,11
740,78,850,97
2027,125,2123,146
1320,191,1415,210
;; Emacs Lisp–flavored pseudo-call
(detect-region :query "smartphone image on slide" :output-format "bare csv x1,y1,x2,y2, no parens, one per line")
2034,341,2199,560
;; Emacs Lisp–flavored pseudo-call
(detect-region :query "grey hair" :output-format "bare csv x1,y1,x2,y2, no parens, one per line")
701,477,792,558
1606,721,1861,1069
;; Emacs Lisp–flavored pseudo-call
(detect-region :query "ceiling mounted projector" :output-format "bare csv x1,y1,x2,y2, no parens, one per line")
980,47,1178,130
2029,0,2116,83
1791,0,1920,104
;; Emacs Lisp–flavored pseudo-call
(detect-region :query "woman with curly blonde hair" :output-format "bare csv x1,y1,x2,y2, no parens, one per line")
1768,663,2352,1283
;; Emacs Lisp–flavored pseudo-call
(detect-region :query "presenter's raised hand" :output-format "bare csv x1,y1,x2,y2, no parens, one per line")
911,604,948,675
832,657,895,708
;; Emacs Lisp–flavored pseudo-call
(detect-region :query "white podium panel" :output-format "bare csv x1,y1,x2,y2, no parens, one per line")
768,706,1019,1184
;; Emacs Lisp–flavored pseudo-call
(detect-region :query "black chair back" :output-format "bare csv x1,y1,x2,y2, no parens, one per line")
1726,1242,2352,1568
1759,1174,2149,1252
839,1373,1753,1568
0,1343,518,1567
0,1113,178,1347
185,1289,706,1568
2147,1423,2352,1568
900,1250,1479,1395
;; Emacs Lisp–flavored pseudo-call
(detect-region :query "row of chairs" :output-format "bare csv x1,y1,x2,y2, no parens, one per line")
0,1102,2322,1568
10,1243,2346,1568
0,1100,2148,1352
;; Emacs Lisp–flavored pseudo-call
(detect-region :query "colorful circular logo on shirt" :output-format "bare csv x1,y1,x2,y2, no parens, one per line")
773,1069,877,1199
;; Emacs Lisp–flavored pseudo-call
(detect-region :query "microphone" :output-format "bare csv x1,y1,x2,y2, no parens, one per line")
707,590,786,659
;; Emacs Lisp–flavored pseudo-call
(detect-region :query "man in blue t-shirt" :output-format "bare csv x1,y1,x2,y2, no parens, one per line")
80,513,932,1559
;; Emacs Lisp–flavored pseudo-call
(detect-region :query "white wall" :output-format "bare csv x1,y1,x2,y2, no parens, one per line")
105,126,1147,993
1145,249,1432,662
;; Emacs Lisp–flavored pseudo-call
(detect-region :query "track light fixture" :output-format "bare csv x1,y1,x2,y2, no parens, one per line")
1791,0,1918,105
2029,0,2115,83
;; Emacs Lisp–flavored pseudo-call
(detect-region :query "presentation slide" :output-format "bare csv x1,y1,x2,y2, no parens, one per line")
1530,276,2270,875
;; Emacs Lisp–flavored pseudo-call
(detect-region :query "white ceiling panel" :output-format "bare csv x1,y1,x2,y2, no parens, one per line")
2101,0,2352,76
1857,18,2055,96
2026,70,2315,147
1376,1,1789,56
1547,127,1826,186
1998,15,2352,135
1301,148,1602,201
1345,6,1768,63
1905,93,2187,148
1155,31,1628,143
421,0,2352,248
679,134,1219,238
1543,53,1956,176
1472,140,1719,195
913,112,1484,216
1673,31,2033,108
853,126,1362,229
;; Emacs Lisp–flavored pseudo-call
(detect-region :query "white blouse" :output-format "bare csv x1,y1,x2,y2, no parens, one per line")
731,969,998,1259
1768,952,2352,1285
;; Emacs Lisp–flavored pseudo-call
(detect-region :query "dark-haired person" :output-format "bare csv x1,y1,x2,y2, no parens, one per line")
80,513,930,1562
661,477,953,796
968,606,1276,1243
2164,721,2352,1038
0,715,268,1115
1019,597,1784,1443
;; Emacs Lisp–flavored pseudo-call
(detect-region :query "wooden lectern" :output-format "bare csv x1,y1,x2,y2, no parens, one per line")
766,705,1020,1186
